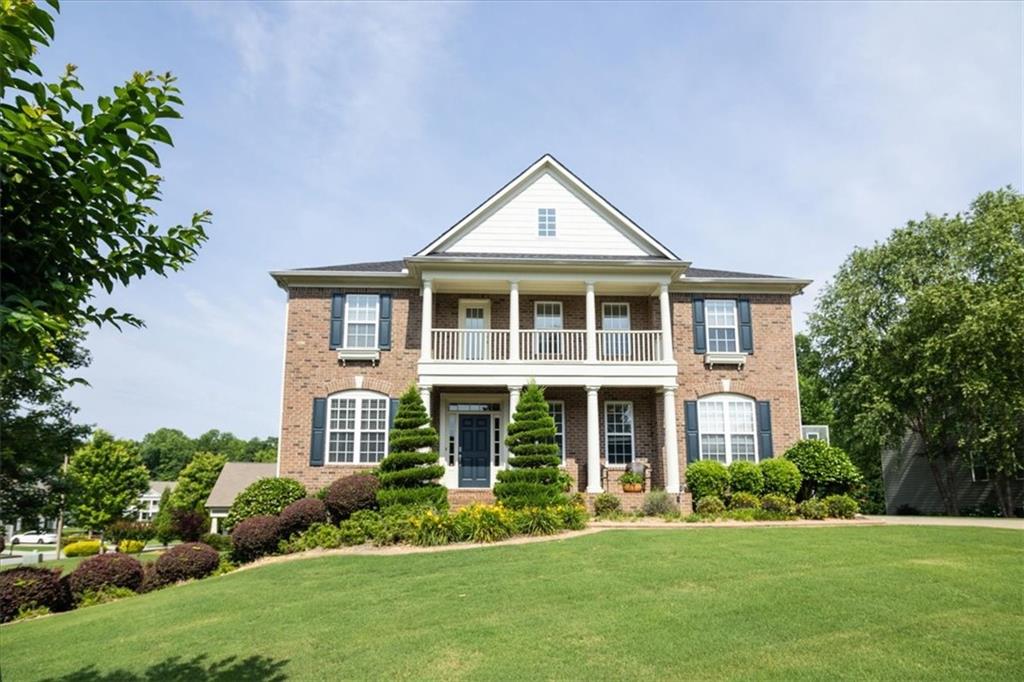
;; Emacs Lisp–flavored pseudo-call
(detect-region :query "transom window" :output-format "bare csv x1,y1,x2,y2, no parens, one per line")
327,391,389,464
344,294,379,348
605,401,634,465
698,395,757,463
538,208,556,237
705,299,738,353
548,400,565,462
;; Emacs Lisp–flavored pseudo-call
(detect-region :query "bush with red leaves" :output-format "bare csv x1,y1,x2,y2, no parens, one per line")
154,542,220,583
230,515,281,563
68,553,144,595
0,567,72,622
323,475,378,522
278,498,328,539
172,508,209,542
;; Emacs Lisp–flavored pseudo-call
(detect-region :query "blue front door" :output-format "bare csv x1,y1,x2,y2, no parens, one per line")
459,415,491,488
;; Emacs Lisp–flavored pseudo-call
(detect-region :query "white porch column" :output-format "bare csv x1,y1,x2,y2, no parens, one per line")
210,516,219,534
508,386,521,415
419,279,433,361
509,280,520,361
585,281,597,363
663,387,681,493
586,385,602,492
659,283,673,362
420,385,432,419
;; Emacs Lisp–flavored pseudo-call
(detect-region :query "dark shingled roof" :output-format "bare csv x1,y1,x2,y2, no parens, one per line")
297,260,406,272
684,267,788,279
420,253,672,261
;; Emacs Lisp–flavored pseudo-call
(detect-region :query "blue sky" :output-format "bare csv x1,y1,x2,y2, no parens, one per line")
39,2,1021,440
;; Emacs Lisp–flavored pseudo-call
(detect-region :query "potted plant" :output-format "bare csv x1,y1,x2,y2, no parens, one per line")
620,471,644,493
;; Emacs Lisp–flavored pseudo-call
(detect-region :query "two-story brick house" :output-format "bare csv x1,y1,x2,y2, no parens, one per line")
271,155,810,510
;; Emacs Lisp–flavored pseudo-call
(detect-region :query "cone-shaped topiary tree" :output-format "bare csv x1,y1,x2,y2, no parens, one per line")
495,381,567,508
377,386,447,509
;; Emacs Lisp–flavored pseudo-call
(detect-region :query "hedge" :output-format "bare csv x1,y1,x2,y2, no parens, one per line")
68,553,144,596
154,542,220,583
225,477,306,531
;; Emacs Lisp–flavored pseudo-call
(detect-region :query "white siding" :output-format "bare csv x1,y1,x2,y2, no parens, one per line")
444,171,653,257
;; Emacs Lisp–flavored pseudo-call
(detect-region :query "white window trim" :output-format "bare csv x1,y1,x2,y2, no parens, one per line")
705,299,740,354
326,389,390,465
601,302,631,330
604,400,635,467
697,394,758,464
538,207,556,237
534,301,564,329
548,400,566,462
342,295,380,349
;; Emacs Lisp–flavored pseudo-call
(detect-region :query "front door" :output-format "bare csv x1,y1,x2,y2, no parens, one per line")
459,415,491,488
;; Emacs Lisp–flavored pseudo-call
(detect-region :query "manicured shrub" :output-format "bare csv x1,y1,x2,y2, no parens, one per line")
278,498,328,539
230,515,282,563
495,382,566,509
760,458,802,499
797,498,827,520
68,553,144,596
117,540,145,554
0,567,71,622
139,563,167,593
154,542,220,583
513,506,562,536
728,461,764,495
172,508,209,542
761,493,797,515
63,540,101,557
729,491,761,510
783,440,862,498
376,387,446,510
695,495,725,517
200,533,232,552
452,504,516,543
592,492,621,516
685,460,729,502
641,490,677,516
225,477,306,531
106,520,154,545
823,494,860,519
324,474,379,522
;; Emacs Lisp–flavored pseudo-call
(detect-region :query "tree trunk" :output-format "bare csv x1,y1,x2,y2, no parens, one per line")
992,471,1015,518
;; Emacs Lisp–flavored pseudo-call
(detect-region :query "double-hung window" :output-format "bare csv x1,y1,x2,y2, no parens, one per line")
698,395,757,463
327,391,389,464
601,303,631,359
538,208,556,237
605,401,634,465
344,294,379,348
705,299,739,353
535,301,563,357
548,400,565,462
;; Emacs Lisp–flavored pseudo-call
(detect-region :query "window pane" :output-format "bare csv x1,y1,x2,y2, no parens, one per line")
328,432,354,463
330,399,356,430
535,303,563,329
700,434,727,462
698,401,725,432
607,435,633,464
606,403,633,434
548,402,565,460
707,328,737,353
359,432,386,463
361,399,387,431
729,401,755,433
705,300,736,326
346,323,376,348
605,403,633,464
730,434,756,461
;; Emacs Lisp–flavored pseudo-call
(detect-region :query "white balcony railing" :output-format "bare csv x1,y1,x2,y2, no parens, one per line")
596,330,663,362
519,329,587,362
431,329,509,361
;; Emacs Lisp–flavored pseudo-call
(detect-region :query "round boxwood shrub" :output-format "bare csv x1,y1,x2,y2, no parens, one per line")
685,460,729,502
324,474,379,522
728,461,764,495
592,492,621,516
797,498,827,520
154,542,220,583
63,540,101,557
783,440,861,498
761,493,796,515
695,495,725,517
729,491,761,510
68,553,144,596
823,494,860,519
278,498,328,539
0,567,71,623
225,477,306,531
230,515,282,563
760,458,802,499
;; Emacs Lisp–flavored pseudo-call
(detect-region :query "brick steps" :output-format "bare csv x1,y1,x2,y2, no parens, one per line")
447,490,496,510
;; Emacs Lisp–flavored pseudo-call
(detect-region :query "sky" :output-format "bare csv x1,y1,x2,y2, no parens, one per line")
35,1,1022,440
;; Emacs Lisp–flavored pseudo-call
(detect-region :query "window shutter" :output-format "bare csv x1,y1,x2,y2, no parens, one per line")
310,397,327,467
756,400,773,459
388,397,400,429
330,294,345,349
378,294,392,350
692,297,706,354
684,400,699,463
738,298,753,353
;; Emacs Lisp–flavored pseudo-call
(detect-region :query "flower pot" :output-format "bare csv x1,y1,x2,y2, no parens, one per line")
622,483,643,493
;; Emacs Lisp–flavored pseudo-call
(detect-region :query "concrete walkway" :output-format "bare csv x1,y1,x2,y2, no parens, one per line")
865,515,1024,530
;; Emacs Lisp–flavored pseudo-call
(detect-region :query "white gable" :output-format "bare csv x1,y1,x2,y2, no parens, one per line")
418,155,677,259
443,171,651,256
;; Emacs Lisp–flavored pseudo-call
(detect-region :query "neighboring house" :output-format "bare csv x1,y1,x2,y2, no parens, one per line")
270,155,810,511
882,433,1024,514
135,481,176,521
205,462,277,532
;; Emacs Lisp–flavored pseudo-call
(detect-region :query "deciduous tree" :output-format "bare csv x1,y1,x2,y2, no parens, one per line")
67,430,149,535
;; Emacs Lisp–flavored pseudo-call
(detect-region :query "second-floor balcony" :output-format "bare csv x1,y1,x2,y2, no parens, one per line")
430,329,665,363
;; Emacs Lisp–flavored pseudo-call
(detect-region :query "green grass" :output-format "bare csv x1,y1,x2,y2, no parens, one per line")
2,527,1021,681
2,551,162,574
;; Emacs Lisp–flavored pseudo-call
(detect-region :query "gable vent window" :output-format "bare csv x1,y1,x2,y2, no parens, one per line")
538,208,556,237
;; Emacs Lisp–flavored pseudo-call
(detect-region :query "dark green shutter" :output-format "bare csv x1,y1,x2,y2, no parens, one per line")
684,400,699,463
388,397,400,429
329,294,345,349
738,298,753,353
310,397,327,467
378,294,392,350
756,400,773,459
692,297,706,354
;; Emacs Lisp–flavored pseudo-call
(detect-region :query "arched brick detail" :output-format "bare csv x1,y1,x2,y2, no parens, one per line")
323,376,396,397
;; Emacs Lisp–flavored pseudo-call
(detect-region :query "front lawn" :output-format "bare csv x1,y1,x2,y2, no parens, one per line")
2,527,1021,680
1,550,162,574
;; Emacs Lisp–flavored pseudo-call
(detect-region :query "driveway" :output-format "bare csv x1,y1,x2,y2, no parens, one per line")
865,515,1024,530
